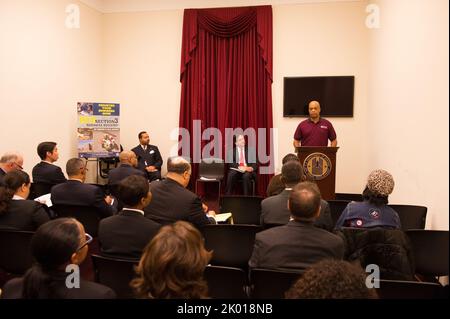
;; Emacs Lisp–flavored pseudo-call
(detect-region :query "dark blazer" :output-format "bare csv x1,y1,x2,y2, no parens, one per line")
260,189,333,231
131,144,163,172
249,220,344,273
226,146,258,171
107,164,146,186
1,276,116,299
98,209,161,259
0,168,6,186
144,178,215,228
51,180,115,218
32,162,66,185
0,199,50,231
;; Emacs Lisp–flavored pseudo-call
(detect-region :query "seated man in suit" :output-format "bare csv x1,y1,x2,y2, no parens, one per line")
144,156,216,228
261,161,333,231
249,181,344,273
131,131,163,182
0,152,24,186
32,142,66,185
99,175,161,259
51,158,116,218
225,134,258,196
107,150,146,187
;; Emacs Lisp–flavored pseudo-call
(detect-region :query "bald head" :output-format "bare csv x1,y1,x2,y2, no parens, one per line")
119,151,138,167
166,156,191,188
308,100,321,121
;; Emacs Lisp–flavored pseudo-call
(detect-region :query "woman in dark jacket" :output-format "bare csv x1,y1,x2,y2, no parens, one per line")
0,170,49,230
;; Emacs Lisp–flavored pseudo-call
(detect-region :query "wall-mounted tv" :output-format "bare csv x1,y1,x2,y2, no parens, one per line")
283,76,354,117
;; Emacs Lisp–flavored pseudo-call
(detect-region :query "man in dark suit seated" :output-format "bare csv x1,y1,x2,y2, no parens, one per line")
107,150,146,187
0,152,24,186
249,181,344,273
51,158,116,218
32,142,66,185
261,161,333,231
144,156,216,228
99,175,161,259
225,134,258,196
131,131,163,182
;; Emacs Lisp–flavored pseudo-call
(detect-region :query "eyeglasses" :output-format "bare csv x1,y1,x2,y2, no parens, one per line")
76,233,93,252
13,162,23,170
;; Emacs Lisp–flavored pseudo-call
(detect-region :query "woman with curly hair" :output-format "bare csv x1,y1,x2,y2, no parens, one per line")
131,221,212,299
286,259,378,299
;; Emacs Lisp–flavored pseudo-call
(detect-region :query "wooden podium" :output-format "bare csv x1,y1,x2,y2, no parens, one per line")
295,147,339,200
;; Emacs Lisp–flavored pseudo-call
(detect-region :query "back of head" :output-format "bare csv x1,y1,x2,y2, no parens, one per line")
0,152,20,165
364,169,395,206
288,181,321,221
282,153,300,165
281,161,302,187
286,259,378,299
119,150,135,164
132,221,211,299
23,218,81,299
37,142,56,160
66,158,85,177
117,175,150,207
167,156,191,175
0,170,30,215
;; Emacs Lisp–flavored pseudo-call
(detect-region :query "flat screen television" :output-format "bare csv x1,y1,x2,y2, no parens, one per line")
283,76,354,117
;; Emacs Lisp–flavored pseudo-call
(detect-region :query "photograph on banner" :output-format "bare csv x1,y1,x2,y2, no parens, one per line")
77,102,120,158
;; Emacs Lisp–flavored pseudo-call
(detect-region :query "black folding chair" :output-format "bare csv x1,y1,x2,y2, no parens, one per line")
406,230,449,278
375,279,444,299
91,254,139,299
0,230,34,275
327,200,350,227
220,196,263,225
52,205,102,237
388,205,427,230
195,158,225,202
250,268,302,299
201,224,262,269
204,265,248,299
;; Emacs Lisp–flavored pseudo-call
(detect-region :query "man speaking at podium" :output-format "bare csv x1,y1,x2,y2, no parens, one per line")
293,101,338,147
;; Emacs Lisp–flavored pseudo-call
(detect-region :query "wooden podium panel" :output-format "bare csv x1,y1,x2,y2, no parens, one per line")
296,147,339,200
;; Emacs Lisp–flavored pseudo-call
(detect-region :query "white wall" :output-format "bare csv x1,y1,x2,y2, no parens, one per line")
272,2,370,193
367,0,449,230
0,0,104,181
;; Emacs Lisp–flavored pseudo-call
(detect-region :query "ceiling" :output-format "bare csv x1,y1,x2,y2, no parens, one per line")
79,0,362,13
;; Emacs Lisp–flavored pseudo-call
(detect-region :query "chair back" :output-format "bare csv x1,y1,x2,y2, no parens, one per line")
388,205,427,230
220,196,262,225
201,224,261,268
199,158,225,180
0,229,34,274
91,254,138,299
250,268,302,299
204,265,248,299
52,205,101,237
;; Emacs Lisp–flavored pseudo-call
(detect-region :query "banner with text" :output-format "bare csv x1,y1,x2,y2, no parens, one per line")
77,102,120,158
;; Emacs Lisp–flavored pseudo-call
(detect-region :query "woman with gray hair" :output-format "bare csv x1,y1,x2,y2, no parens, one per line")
335,169,401,229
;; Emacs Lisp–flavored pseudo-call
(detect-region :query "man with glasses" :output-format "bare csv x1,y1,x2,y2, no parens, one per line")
51,158,116,218
0,152,24,186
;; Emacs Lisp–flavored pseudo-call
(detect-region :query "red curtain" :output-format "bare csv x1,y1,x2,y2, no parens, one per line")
179,6,273,196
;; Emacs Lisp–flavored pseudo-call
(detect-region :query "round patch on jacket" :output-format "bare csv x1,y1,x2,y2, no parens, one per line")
369,209,380,219
355,219,363,227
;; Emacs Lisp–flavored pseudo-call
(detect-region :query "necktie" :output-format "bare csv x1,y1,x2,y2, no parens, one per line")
239,148,245,166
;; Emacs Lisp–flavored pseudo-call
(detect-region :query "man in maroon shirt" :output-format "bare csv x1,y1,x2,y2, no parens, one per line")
293,101,338,147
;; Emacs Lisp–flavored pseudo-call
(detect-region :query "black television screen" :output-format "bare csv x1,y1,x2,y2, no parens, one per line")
283,76,354,117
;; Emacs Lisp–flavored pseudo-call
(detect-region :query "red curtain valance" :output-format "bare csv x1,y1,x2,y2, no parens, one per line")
180,6,272,82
